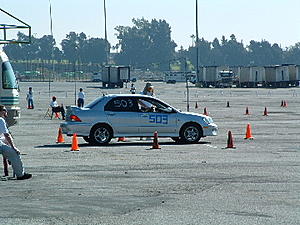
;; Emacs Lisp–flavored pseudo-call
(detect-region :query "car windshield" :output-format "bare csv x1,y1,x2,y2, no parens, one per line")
84,96,105,109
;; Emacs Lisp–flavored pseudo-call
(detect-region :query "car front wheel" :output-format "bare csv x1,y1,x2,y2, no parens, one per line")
180,123,202,144
90,124,113,145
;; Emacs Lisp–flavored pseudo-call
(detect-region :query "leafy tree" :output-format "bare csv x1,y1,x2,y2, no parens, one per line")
115,18,177,70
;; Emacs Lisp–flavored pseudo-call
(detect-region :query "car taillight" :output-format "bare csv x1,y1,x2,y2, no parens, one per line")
70,115,81,122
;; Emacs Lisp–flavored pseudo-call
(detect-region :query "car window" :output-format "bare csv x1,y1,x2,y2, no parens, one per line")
85,96,105,109
105,97,139,112
137,97,174,113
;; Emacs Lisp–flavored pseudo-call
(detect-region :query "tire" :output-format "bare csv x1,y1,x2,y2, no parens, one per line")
82,136,90,143
89,124,113,145
171,137,181,143
180,123,202,144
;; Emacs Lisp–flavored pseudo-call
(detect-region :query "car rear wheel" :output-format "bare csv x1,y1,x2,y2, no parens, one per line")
180,123,202,144
89,124,113,145
171,137,181,143
82,136,90,143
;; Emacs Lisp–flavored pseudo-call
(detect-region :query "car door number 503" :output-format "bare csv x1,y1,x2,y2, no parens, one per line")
149,114,168,124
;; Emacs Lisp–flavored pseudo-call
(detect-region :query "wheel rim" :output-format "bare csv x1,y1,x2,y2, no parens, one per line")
184,126,199,142
94,127,110,143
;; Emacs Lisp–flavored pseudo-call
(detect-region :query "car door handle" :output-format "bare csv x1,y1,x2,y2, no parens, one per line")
107,113,115,116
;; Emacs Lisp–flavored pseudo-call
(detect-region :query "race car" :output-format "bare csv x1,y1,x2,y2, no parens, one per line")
60,94,218,145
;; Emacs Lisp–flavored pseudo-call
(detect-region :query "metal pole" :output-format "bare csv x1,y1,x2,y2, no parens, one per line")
48,0,54,97
195,0,199,83
74,62,77,105
185,58,189,112
104,0,109,64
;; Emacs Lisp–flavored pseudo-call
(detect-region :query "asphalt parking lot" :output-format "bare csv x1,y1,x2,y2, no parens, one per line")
1,81,299,225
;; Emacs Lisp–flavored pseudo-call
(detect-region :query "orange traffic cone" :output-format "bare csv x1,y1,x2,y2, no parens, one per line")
195,101,198,109
56,128,65,143
118,137,126,142
71,133,80,151
226,130,236,149
245,107,250,115
203,107,208,116
55,112,60,119
283,100,287,107
226,101,230,108
244,123,254,139
263,107,268,116
151,131,161,149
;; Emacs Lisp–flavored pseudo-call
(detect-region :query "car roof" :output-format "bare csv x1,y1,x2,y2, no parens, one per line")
105,94,155,98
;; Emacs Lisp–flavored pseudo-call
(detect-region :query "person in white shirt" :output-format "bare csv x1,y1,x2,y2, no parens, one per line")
0,105,32,180
77,88,85,107
50,96,65,120
26,87,34,109
130,83,136,94
139,82,155,111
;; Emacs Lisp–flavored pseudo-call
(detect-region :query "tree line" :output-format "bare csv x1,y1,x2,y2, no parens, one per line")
3,18,300,72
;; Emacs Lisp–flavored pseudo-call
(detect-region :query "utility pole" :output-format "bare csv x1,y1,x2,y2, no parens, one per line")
195,0,199,83
185,58,190,112
104,0,109,65
48,0,53,97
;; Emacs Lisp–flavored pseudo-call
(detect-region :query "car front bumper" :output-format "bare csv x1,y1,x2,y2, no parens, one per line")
202,124,218,136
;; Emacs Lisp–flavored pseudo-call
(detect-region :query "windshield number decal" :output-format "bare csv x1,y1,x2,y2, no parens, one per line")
149,114,168,124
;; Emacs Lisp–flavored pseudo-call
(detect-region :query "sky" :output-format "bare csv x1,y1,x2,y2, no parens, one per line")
1,0,300,50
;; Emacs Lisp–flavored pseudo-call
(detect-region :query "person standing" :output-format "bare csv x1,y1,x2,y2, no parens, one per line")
26,87,34,109
141,82,155,96
130,83,136,94
0,105,32,180
77,88,85,107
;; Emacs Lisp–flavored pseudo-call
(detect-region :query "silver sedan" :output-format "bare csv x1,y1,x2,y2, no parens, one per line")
60,94,218,145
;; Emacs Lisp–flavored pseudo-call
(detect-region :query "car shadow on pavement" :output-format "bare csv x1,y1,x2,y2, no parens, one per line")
34,141,211,149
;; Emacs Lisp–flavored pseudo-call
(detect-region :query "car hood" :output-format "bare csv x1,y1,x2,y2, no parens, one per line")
180,111,209,118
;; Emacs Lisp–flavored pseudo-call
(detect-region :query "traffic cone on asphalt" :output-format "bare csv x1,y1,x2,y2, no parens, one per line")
245,107,250,115
226,101,230,108
118,137,126,142
226,131,236,149
151,131,161,149
56,128,65,143
283,100,287,107
203,107,208,116
3,157,8,176
195,101,198,109
263,107,268,116
244,123,254,139
71,133,80,151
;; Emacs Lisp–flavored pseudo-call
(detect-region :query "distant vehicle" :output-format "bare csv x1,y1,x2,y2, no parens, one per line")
165,71,196,83
0,48,20,126
102,66,130,88
216,70,235,88
92,72,101,82
60,94,218,145
166,79,176,84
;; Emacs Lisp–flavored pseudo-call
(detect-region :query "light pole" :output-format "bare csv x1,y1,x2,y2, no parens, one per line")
195,0,199,84
185,58,190,112
48,0,54,97
104,0,109,65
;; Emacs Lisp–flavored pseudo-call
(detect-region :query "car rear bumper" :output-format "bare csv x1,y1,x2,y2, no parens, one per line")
60,122,91,136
